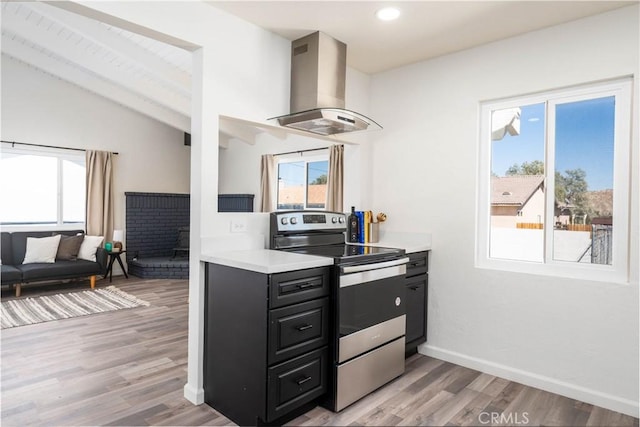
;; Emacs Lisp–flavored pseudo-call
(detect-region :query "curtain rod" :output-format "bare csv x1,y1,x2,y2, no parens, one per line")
273,146,331,157
1,140,119,155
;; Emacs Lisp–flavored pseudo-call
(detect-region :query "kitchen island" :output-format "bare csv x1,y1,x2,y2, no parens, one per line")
201,231,431,425
200,231,432,271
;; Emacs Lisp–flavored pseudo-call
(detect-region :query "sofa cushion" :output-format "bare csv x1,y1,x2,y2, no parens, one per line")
11,230,84,264
1,232,13,265
1,265,22,285
78,235,104,262
23,235,61,264
55,234,84,261
17,260,102,282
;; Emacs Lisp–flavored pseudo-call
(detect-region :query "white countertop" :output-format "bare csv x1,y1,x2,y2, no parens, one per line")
201,249,334,274
200,231,431,274
358,231,432,253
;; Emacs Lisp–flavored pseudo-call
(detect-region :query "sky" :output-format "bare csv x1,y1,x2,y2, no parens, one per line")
491,96,615,191
0,154,85,224
278,160,328,187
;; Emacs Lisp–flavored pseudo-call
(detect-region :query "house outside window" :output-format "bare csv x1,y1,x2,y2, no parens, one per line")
0,144,86,228
476,78,632,283
276,155,329,210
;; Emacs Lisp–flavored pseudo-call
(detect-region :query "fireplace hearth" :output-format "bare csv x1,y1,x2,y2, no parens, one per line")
125,192,190,279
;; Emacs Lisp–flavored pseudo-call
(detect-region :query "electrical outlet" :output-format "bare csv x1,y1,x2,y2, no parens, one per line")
230,219,247,233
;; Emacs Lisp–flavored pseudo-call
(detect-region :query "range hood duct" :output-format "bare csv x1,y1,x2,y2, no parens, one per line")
269,31,382,136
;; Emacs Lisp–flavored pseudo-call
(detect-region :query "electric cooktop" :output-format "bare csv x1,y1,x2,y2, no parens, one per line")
285,244,405,265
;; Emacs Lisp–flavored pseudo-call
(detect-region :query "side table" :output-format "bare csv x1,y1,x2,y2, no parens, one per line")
105,250,129,282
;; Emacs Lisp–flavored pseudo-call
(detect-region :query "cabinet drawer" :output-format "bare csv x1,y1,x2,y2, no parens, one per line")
406,251,428,278
269,298,329,364
269,267,330,309
267,347,328,422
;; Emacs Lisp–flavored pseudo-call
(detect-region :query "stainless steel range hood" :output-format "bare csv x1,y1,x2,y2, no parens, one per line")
269,31,382,136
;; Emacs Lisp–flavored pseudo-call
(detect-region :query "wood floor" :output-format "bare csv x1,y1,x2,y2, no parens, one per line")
1,277,637,427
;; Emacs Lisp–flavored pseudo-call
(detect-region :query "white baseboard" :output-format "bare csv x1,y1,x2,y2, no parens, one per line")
419,344,639,418
183,382,204,405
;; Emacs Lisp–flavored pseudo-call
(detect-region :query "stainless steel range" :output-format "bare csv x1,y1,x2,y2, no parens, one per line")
270,210,409,411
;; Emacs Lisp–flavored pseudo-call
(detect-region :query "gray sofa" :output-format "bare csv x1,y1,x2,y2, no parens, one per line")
1,230,107,296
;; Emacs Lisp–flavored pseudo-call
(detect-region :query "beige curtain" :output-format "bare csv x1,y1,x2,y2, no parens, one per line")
326,144,344,212
86,150,114,241
260,154,277,212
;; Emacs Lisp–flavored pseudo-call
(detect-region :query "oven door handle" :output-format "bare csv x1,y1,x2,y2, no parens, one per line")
340,257,410,274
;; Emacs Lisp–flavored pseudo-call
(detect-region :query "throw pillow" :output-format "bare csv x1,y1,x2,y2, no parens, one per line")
22,235,62,264
55,234,84,261
77,235,104,262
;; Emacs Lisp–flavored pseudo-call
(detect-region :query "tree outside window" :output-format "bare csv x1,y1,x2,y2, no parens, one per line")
477,79,631,283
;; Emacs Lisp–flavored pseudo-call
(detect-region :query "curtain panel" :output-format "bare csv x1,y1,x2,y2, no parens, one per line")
260,154,276,212
326,144,344,212
86,150,114,242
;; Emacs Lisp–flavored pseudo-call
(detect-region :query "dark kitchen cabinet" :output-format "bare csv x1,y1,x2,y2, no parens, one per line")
405,251,429,355
204,263,330,426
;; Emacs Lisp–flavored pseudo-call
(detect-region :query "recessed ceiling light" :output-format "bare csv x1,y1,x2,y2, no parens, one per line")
376,7,401,21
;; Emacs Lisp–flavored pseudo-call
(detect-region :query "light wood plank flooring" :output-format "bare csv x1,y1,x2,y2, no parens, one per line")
1,277,637,427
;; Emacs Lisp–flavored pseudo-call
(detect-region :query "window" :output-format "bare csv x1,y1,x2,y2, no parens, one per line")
0,144,86,228
477,79,631,282
276,156,329,210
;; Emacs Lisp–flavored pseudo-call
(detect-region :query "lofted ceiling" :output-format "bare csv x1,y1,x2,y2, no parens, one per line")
1,1,636,136
1,1,192,132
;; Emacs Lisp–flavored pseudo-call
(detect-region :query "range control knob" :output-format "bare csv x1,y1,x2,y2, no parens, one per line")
290,217,298,225
331,217,338,224
280,217,288,225
338,217,345,224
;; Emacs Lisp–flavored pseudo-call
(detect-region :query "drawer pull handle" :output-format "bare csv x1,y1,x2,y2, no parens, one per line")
296,376,312,385
409,286,421,291
296,282,315,289
296,324,313,331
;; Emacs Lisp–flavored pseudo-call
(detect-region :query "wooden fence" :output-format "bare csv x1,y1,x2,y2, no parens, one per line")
566,224,591,232
516,222,543,229
516,223,594,232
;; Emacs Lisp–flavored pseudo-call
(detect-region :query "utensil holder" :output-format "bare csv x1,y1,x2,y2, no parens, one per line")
369,223,379,243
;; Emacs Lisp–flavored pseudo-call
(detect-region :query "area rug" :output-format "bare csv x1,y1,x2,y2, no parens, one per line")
1,286,150,329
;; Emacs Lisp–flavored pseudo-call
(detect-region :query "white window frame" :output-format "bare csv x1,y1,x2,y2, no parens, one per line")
276,153,329,211
476,78,632,283
0,144,86,231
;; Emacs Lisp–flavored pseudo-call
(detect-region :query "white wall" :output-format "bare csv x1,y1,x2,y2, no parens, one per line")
218,133,331,207
370,6,639,416
1,55,190,239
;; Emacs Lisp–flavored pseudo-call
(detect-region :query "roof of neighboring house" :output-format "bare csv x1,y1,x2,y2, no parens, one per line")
278,184,327,205
491,175,544,206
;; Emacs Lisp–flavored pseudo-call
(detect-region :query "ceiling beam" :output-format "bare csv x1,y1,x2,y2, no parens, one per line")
26,2,191,96
1,21,190,117
44,0,199,51
1,48,190,133
218,118,261,146
218,132,232,149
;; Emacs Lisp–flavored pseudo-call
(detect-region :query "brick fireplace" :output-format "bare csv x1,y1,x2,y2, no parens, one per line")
125,192,190,279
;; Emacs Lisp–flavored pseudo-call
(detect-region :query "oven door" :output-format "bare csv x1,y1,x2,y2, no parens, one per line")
337,258,409,363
